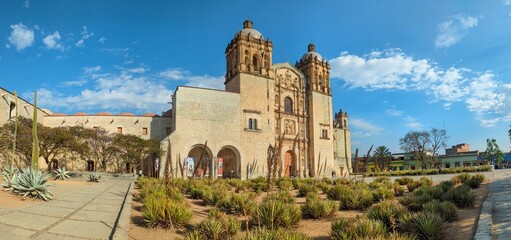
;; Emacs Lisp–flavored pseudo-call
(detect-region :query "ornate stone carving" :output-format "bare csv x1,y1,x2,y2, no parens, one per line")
284,119,295,135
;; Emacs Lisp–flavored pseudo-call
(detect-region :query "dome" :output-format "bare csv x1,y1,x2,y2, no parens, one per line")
51,113,68,116
141,112,160,117
235,20,263,39
94,112,112,116
72,112,89,116
119,112,136,116
301,43,324,61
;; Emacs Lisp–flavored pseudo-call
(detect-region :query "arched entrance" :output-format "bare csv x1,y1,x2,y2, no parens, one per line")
217,147,240,179
49,159,59,170
284,150,296,177
86,160,95,172
187,145,212,178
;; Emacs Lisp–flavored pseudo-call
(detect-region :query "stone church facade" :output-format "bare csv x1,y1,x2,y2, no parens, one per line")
1,20,351,177
160,20,352,179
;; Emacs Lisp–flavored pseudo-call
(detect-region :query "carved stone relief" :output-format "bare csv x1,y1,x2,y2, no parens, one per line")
284,119,295,135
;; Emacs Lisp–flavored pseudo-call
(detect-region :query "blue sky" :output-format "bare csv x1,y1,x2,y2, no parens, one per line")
1,0,511,154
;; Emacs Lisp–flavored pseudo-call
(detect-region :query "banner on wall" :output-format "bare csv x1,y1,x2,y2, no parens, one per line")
184,157,194,177
217,157,223,177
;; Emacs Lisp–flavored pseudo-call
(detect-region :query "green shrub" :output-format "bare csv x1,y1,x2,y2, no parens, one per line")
395,177,414,185
276,178,293,191
331,218,351,240
447,185,475,208
406,181,421,192
341,189,374,210
333,177,352,185
413,186,444,200
408,212,448,240
192,212,240,240
251,199,301,229
297,183,318,197
263,190,295,204
473,173,486,184
217,193,255,215
398,194,433,212
351,218,387,239
301,198,339,219
438,180,455,192
394,183,405,196
245,228,312,240
464,178,481,188
366,200,407,230
10,168,53,201
423,200,458,222
418,177,433,187
457,173,472,183
372,186,394,202
326,184,352,201
142,195,191,228
2,166,18,191
250,176,268,192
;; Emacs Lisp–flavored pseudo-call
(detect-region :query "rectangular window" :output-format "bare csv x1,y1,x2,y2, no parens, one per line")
117,127,123,134
92,126,99,132
142,127,148,135
166,127,171,135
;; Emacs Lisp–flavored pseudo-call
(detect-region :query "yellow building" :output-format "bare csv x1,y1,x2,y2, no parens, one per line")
160,20,351,179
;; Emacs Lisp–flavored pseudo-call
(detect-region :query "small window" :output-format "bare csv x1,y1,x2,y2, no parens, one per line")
248,118,258,130
117,127,123,134
284,97,293,113
92,126,99,132
142,127,148,135
166,127,171,135
321,129,328,139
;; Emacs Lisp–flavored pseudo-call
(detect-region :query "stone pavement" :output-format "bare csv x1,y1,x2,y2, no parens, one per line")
486,169,511,240
0,177,134,240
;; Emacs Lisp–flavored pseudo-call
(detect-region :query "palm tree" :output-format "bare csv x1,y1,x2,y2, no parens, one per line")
373,146,392,172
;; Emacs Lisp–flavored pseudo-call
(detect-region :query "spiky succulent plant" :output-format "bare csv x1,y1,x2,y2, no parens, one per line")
88,172,101,182
10,168,53,201
53,166,70,180
2,165,18,190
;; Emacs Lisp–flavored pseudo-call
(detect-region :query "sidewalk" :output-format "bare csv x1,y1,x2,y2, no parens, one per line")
0,177,134,239
488,169,511,239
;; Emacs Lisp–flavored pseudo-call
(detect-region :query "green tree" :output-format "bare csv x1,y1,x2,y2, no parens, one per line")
39,126,85,172
373,146,392,172
83,128,117,172
399,131,431,169
113,134,160,174
484,138,504,166
508,124,511,150
0,117,40,167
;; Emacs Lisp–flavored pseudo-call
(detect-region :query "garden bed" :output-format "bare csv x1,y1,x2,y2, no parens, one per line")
127,175,489,240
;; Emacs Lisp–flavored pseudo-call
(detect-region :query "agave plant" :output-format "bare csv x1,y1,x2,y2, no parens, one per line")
10,168,53,201
2,166,18,190
88,172,101,182
53,166,70,180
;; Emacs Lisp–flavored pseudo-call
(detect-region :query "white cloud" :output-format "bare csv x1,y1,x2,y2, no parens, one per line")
435,15,478,48
34,70,173,113
98,37,107,44
160,68,224,90
329,48,510,127
43,31,64,51
386,108,403,117
61,80,87,87
504,0,511,5
8,23,34,51
404,116,423,130
24,0,29,8
75,26,94,47
349,118,383,136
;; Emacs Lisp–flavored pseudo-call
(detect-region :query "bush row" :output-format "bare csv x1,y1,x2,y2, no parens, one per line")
363,165,492,177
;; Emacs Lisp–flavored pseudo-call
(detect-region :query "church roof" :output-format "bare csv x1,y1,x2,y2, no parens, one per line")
235,20,263,39
300,43,324,62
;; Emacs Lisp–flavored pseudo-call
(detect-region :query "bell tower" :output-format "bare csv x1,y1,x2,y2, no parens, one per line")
225,20,273,92
295,43,331,95
296,43,334,177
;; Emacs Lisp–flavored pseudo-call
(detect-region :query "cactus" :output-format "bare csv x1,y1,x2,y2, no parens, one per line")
31,91,39,170
12,91,19,167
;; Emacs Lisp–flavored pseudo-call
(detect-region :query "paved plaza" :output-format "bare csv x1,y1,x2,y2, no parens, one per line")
0,177,134,240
